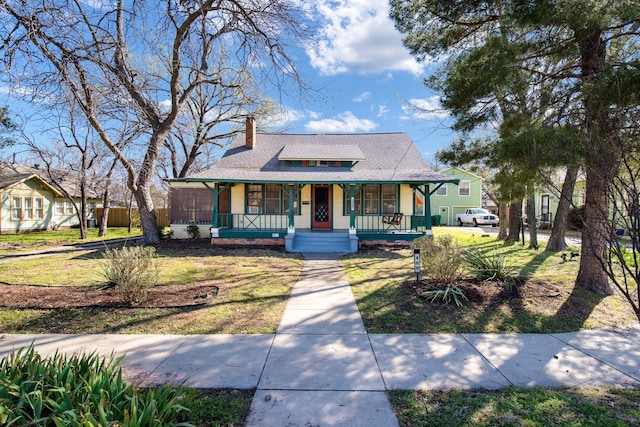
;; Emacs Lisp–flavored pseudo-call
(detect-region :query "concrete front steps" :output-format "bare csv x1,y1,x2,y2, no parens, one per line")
288,231,356,253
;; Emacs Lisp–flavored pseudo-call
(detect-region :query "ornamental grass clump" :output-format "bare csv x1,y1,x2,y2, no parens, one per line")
0,345,191,426
463,246,515,282
99,245,161,305
411,234,465,284
412,234,468,307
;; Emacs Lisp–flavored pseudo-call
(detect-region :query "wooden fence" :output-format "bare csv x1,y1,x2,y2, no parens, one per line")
96,207,170,228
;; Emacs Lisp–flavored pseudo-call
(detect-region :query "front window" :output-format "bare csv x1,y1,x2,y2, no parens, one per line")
345,184,399,215
24,197,33,219
11,197,21,219
56,201,64,215
381,185,397,214
247,184,263,214
65,201,74,214
541,194,550,221
363,184,379,214
435,184,447,196
35,198,44,219
459,180,470,197
246,184,300,215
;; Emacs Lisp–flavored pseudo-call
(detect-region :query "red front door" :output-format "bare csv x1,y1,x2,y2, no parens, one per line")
312,185,331,229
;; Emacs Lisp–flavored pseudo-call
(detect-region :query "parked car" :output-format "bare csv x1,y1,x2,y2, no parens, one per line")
456,208,499,227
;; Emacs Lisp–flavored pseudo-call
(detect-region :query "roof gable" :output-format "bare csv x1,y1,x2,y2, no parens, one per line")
0,162,99,198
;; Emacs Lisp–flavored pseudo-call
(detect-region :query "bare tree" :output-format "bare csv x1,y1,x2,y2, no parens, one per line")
1,0,308,243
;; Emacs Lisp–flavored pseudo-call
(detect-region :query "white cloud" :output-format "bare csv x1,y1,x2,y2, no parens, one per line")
305,111,378,133
376,104,389,117
353,91,371,102
264,106,307,128
306,0,426,76
402,96,450,120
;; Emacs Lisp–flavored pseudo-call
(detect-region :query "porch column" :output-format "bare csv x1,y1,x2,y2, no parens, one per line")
287,184,295,231
425,185,432,236
211,183,219,228
349,184,356,232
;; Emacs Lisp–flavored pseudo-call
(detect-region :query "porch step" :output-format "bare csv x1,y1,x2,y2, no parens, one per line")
290,232,354,253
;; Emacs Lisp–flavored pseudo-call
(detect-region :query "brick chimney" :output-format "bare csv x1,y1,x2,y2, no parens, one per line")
246,117,256,149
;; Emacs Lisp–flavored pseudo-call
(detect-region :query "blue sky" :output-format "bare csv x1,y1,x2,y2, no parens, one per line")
268,0,457,163
1,0,459,165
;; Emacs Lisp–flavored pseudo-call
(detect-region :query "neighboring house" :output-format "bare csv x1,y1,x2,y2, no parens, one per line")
531,169,586,227
429,167,483,226
167,118,459,252
0,162,102,234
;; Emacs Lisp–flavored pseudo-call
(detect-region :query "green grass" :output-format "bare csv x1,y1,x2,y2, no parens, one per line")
0,227,143,254
179,388,254,426
344,228,636,333
0,244,302,334
390,387,640,426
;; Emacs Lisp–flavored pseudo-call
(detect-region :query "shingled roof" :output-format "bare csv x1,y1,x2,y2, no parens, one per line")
176,132,458,185
0,162,99,198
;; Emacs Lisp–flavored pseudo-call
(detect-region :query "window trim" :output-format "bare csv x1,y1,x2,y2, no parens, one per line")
459,180,471,197
344,184,400,216
24,197,34,219
245,183,300,215
35,198,44,219
11,197,22,220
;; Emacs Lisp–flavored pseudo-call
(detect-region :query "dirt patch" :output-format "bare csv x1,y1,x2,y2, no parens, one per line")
0,282,220,309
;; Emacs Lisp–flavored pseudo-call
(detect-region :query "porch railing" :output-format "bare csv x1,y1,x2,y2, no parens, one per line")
217,213,288,231
355,214,425,233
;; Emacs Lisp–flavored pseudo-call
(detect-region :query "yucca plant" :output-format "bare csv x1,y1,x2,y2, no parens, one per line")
0,345,192,426
421,284,468,307
463,247,515,282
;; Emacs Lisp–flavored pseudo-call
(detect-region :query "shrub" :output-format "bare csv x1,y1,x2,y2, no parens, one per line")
463,247,514,282
411,234,465,283
99,245,161,305
0,345,191,426
186,224,200,239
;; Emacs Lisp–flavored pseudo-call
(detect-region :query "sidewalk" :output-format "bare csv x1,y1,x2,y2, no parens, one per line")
2,253,640,426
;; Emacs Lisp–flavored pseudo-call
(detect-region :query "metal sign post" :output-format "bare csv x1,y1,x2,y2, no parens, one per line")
413,248,421,283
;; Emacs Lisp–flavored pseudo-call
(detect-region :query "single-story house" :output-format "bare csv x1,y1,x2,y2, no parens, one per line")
429,167,484,225
0,162,101,234
167,118,459,252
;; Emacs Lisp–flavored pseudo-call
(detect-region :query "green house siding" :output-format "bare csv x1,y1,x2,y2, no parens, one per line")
532,175,586,225
429,167,483,225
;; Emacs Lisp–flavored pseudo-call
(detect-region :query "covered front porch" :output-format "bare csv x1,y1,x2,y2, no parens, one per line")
168,181,446,253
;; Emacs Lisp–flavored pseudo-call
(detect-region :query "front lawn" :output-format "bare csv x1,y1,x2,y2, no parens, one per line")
344,229,636,333
0,242,302,334
0,227,143,254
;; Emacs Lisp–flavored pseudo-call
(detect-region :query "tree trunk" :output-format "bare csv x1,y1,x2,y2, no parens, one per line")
526,192,538,249
99,160,117,237
506,200,523,243
574,29,615,295
134,182,161,244
576,164,615,295
496,202,508,240
546,165,578,251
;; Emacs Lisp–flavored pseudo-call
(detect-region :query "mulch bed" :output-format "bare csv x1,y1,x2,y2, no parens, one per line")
0,282,219,309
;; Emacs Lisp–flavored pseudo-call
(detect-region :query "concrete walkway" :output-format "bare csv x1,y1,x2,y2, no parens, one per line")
2,253,640,426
